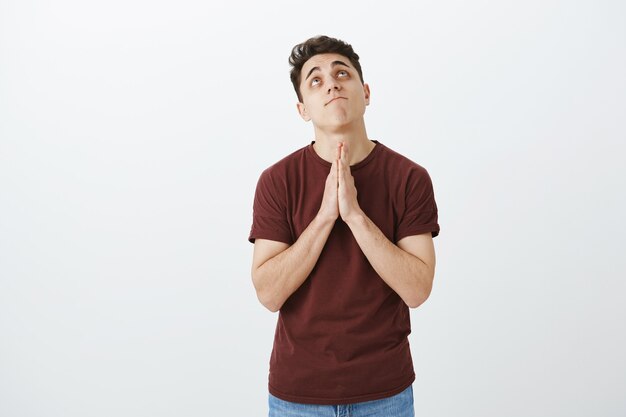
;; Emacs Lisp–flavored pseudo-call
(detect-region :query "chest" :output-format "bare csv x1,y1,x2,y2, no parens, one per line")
285,169,400,242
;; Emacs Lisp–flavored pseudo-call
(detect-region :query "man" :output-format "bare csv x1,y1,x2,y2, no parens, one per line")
248,35,440,417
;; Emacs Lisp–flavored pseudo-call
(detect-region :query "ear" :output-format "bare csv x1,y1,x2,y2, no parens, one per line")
363,83,371,106
296,102,311,122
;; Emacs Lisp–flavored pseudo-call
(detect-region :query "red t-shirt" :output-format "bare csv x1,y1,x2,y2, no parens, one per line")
248,140,440,405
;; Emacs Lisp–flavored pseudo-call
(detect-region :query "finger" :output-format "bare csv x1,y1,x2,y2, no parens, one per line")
330,157,338,180
340,142,348,164
337,157,346,186
336,142,342,161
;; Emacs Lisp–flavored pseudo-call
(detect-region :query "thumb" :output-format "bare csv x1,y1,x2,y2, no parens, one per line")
330,157,339,184
337,157,346,187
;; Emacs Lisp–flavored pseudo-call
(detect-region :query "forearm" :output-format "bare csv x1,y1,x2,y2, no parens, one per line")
254,214,335,312
346,213,433,308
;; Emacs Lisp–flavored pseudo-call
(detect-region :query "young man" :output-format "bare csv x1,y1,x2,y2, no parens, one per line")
248,35,440,416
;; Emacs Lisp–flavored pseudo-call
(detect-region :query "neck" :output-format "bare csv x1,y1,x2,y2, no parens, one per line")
312,120,374,165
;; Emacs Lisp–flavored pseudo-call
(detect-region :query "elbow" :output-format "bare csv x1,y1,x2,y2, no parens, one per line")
258,292,281,312
251,270,282,313
406,293,429,309
402,261,436,309
405,281,433,309
263,301,281,313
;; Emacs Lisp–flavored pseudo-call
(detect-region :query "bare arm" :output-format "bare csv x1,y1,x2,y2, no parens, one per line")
251,146,341,312
345,216,436,308
251,215,335,312
337,143,437,308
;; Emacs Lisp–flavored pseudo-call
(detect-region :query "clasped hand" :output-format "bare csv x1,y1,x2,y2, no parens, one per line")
318,142,362,223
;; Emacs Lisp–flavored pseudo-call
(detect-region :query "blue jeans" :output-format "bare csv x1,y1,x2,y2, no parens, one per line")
268,385,415,417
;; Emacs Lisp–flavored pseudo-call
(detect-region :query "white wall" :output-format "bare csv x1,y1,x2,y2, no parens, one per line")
1,0,624,416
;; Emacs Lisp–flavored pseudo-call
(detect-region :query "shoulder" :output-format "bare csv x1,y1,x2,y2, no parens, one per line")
260,145,308,176
375,142,432,182
256,144,308,185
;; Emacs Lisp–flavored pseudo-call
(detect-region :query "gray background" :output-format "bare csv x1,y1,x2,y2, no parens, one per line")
1,0,625,416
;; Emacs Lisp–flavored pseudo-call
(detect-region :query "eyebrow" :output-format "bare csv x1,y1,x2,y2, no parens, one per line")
305,60,351,81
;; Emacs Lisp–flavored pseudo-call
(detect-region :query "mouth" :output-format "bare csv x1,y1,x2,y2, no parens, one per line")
325,97,347,106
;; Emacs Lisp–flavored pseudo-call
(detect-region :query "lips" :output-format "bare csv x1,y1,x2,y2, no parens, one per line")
325,97,347,106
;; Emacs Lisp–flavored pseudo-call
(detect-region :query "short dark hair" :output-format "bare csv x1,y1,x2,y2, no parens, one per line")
289,35,364,102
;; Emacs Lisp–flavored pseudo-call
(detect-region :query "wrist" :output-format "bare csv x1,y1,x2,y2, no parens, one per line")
343,209,367,228
315,211,338,228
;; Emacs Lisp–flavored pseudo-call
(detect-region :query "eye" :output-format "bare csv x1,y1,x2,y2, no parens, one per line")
311,78,321,86
337,70,349,78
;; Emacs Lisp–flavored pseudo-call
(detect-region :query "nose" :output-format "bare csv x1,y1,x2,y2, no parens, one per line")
327,79,341,93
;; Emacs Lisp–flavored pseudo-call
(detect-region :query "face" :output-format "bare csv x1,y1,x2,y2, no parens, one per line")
296,53,370,129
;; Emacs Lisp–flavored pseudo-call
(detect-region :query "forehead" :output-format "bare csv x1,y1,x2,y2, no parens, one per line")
301,53,352,75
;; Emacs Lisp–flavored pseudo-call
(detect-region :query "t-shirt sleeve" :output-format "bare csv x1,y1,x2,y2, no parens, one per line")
395,167,440,242
248,169,293,245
